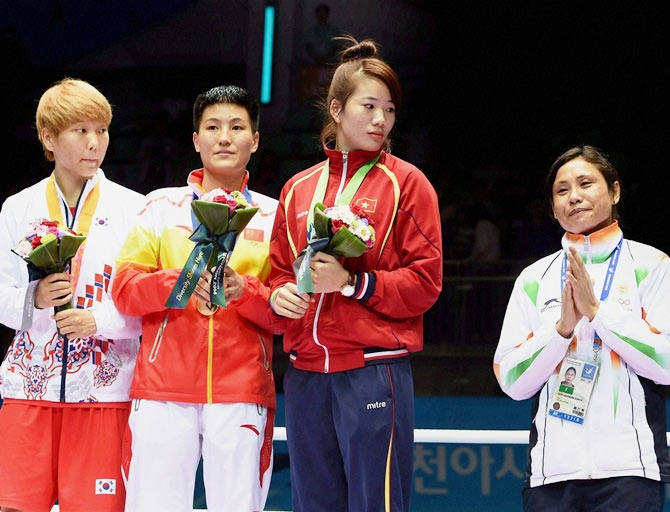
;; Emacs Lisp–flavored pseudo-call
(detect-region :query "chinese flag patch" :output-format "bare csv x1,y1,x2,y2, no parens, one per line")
244,228,264,242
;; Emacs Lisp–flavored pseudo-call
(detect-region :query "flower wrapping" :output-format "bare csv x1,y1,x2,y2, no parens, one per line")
12,219,86,329
165,189,259,309
294,203,376,293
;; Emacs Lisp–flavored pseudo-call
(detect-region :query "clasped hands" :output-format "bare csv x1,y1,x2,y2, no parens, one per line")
273,252,349,319
193,265,245,304
556,246,600,338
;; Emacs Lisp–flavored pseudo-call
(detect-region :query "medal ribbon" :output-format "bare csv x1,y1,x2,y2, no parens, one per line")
296,154,379,293
305,153,380,239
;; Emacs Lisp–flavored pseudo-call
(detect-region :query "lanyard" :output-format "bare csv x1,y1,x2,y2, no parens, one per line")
46,174,99,236
560,238,623,302
306,153,380,239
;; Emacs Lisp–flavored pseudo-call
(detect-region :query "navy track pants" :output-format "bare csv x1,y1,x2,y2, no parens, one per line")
284,359,414,512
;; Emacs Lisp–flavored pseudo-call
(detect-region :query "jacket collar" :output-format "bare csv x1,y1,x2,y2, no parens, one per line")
561,221,623,264
187,168,249,199
51,168,102,203
323,146,383,177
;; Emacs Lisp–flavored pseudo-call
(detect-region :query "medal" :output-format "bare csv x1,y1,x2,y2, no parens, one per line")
197,300,218,316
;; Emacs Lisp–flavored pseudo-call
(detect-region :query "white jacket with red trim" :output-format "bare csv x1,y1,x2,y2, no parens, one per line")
0,170,143,403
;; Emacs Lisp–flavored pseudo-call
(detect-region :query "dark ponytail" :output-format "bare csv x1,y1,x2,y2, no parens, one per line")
320,36,402,150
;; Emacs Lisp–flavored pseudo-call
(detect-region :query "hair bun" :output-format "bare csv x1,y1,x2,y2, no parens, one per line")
338,37,379,63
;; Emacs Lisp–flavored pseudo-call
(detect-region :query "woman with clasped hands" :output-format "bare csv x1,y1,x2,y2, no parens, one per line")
494,146,670,511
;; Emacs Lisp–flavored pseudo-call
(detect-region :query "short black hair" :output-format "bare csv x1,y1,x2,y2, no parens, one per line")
193,85,260,132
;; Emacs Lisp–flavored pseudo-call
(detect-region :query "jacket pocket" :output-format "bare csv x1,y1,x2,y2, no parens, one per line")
256,330,270,372
148,312,169,363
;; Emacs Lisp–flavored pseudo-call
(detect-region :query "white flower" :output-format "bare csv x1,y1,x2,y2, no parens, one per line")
356,225,372,242
16,240,33,257
339,209,356,225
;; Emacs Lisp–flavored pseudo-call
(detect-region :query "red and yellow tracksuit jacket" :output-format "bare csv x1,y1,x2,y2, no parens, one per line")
268,148,442,373
112,170,277,407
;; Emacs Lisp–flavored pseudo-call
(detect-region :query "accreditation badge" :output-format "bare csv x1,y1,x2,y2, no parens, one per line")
548,357,599,425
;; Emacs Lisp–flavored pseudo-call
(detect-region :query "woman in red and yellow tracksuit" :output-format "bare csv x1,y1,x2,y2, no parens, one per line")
112,86,277,512
269,38,442,512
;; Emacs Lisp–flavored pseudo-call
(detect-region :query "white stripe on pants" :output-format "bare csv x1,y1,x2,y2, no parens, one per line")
125,399,272,512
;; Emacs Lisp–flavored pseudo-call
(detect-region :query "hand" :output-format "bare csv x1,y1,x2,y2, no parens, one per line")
272,282,311,318
566,246,600,321
35,273,72,309
309,252,349,294
53,309,97,338
193,269,213,303
556,279,580,338
222,266,245,302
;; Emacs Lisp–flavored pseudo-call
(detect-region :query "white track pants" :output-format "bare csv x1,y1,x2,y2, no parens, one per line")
124,399,272,512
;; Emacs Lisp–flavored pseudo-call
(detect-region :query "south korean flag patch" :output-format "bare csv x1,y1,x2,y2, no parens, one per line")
95,478,116,495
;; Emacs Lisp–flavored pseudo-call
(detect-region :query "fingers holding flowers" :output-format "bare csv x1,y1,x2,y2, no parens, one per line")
272,282,311,319
309,252,349,294
222,266,245,302
193,269,213,304
35,273,72,309
53,308,97,338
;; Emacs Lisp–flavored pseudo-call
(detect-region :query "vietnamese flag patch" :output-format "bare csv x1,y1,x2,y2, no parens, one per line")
354,197,377,213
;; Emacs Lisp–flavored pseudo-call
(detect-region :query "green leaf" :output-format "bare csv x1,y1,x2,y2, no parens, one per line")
227,207,259,233
329,227,367,258
58,234,86,263
192,200,230,235
313,203,332,239
28,239,59,273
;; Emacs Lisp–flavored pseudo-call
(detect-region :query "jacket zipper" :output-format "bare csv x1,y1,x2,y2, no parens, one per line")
584,233,597,477
310,152,348,373
312,151,349,373
334,151,348,201
207,315,214,403
312,293,330,372
58,182,87,402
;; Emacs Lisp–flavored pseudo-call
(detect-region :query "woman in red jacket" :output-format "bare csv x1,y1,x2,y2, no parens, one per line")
269,37,442,511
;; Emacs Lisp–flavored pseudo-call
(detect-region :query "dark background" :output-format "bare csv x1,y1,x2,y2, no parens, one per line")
2,1,669,396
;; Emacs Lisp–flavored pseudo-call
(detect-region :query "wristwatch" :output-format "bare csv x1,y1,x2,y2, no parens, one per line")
340,272,356,297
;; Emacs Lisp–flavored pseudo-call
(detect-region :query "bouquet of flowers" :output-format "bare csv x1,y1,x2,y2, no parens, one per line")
12,219,86,329
165,188,258,310
295,203,376,293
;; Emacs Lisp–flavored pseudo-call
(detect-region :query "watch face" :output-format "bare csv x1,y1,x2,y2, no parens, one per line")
341,284,355,297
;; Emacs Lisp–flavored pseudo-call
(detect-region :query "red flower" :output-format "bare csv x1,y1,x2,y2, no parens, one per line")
350,205,366,218
331,219,344,233
30,236,42,248
41,220,59,228
212,195,228,204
